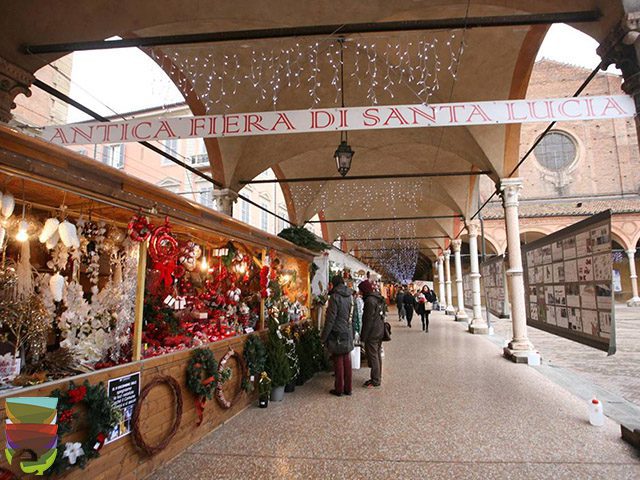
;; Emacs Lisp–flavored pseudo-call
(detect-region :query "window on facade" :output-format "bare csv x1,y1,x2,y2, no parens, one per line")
260,202,269,231
157,178,181,194
277,206,288,233
161,139,178,165
240,199,250,223
533,131,577,172
101,144,125,169
197,183,214,208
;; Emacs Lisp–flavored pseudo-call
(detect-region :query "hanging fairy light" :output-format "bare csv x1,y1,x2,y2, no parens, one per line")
200,248,209,272
15,182,28,243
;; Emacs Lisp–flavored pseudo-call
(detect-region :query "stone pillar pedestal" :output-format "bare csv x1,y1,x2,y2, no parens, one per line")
626,249,640,306
437,256,446,312
213,188,238,216
444,249,455,316
0,57,34,123
467,222,489,334
451,239,468,322
500,178,536,363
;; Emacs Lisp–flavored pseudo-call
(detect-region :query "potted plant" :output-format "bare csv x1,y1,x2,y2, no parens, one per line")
265,318,291,401
282,326,299,393
258,372,271,408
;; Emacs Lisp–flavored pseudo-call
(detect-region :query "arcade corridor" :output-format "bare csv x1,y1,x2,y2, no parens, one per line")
152,312,640,479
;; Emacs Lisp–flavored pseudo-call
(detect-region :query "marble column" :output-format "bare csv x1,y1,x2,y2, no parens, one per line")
444,249,455,316
467,222,489,334
212,188,238,216
626,249,640,306
451,240,468,322
500,178,536,363
437,256,446,312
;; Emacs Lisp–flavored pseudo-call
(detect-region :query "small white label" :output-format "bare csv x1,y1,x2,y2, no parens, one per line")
244,327,254,334
250,375,255,382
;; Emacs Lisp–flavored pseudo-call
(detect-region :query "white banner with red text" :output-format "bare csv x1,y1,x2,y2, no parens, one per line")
40,95,636,145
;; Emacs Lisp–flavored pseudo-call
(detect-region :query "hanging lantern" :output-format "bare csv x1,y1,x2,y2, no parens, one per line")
334,139,354,177
15,219,29,243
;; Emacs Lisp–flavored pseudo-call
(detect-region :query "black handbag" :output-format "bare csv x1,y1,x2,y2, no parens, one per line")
382,321,392,342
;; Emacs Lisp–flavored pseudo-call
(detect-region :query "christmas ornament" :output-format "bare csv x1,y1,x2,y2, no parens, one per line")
1,192,14,218
127,214,153,242
186,348,229,425
149,219,179,289
39,217,60,243
58,220,80,248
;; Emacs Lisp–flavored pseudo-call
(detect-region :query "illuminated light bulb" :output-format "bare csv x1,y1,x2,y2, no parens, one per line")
16,219,29,242
200,255,209,272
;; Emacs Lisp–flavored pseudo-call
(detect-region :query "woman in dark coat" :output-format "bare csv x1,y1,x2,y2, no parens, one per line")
403,288,416,328
416,285,437,332
320,275,354,397
360,280,386,387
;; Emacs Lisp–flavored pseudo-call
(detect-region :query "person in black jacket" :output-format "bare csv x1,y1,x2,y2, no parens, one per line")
320,275,354,397
360,280,386,387
403,287,416,328
416,285,437,332
395,287,405,322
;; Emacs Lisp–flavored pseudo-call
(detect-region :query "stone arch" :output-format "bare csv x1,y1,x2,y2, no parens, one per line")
611,227,633,252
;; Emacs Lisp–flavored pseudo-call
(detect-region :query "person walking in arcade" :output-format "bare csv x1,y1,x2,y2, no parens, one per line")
395,286,405,322
321,275,354,397
403,287,416,328
416,285,437,332
360,280,386,388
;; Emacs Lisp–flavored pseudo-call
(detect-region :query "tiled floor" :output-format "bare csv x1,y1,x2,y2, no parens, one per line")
151,312,640,479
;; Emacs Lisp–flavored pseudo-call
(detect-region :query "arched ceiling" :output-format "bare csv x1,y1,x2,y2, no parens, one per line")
0,0,627,278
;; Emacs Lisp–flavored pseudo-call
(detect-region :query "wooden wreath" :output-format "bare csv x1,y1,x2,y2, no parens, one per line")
131,375,183,457
215,349,248,409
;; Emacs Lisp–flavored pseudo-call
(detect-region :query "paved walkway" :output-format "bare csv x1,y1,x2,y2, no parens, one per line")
152,312,640,479
491,304,640,407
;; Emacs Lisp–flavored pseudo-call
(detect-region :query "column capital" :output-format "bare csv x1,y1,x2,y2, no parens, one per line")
0,56,34,123
626,249,637,257
443,249,451,260
466,221,480,237
499,178,523,208
213,188,238,216
451,239,462,252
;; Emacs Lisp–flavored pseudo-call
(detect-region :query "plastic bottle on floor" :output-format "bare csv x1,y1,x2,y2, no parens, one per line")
589,397,604,426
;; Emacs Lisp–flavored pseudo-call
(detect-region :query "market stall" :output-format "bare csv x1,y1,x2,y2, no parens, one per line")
0,125,317,479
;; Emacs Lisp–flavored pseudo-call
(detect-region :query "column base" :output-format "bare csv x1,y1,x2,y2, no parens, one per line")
626,296,640,307
468,323,489,334
503,347,540,364
445,306,456,316
455,311,468,322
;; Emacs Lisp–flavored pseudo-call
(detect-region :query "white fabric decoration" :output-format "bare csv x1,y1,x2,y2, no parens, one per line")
39,217,60,243
45,230,60,250
0,226,5,247
58,220,80,248
49,273,65,302
62,442,84,465
1,192,14,218
16,240,35,300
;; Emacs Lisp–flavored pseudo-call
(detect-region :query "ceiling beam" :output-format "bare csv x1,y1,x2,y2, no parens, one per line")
23,11,601,54
308,214,462,223
240,171,491,184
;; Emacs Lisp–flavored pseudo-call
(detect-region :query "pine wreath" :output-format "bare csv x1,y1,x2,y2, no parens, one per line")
215,349,246,409
186,348,229,425
49,380,122,475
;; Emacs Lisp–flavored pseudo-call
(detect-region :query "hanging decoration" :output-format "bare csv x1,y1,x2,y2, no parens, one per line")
241,334,267,392
215,348,247,409
148,218,179,290
49,380,122,474
127,214,153,242
131,375,183,457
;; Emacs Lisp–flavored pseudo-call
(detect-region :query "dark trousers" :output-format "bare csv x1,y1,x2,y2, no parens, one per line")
333,352,352,394
405,308,414,327
420,311,431,331
397,304,405,320
365,340,383,385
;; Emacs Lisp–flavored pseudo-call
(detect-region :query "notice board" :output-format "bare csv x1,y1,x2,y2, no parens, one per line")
522,211,615,354
481,255,509,318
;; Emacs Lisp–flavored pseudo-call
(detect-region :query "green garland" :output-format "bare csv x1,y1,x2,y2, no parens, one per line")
186,348,224,400
49,380,121,475
277,227,330,252
242,334,267,392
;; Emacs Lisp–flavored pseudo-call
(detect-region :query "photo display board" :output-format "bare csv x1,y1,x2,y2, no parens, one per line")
480,255,508,318
522,210,616,354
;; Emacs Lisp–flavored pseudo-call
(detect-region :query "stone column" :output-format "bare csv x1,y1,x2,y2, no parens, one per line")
500,178,535,362
0,56,34,123
467,222,489,334
444,249,455,316
626,249,640,306
451,240,468,322
212,188,238,216
437,256,446,312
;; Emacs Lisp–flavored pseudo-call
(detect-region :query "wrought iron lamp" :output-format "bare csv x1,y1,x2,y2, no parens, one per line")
334,38,354,176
